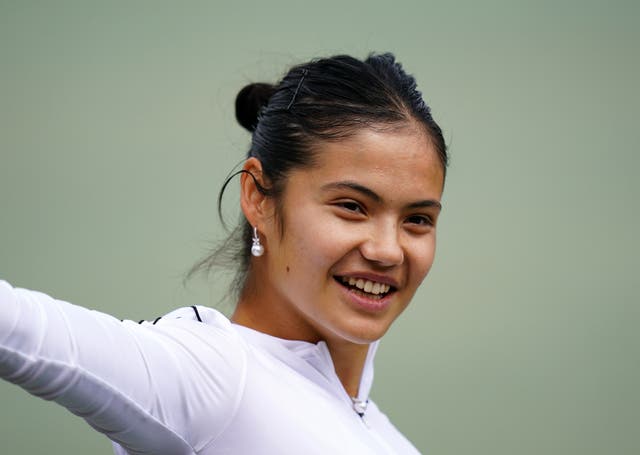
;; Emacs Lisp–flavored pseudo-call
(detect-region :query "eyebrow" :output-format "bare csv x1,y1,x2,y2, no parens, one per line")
321,181,442,211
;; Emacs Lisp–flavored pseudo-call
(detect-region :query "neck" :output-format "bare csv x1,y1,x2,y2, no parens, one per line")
326,340,370,398
232,277,373,398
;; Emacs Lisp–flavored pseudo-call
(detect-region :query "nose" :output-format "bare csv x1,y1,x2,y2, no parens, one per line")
360,222,404,267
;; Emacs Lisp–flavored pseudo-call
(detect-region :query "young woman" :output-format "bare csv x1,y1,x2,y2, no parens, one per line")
0,53,447,454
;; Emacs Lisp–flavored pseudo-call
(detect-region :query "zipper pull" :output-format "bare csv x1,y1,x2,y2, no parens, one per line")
351,397,370,427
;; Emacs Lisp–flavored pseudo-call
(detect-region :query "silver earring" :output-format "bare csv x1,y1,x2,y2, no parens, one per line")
251,226,264,257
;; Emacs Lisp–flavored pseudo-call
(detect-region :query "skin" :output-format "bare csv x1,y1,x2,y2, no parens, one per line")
233,121,445,397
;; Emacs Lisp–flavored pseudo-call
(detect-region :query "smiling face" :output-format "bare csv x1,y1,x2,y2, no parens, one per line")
241,122,444,346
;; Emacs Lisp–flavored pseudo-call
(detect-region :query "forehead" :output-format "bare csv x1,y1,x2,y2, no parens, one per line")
297,125,445,200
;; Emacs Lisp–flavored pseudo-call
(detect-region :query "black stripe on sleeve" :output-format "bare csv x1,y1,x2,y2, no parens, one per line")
152,316,162,325
191,305,203,322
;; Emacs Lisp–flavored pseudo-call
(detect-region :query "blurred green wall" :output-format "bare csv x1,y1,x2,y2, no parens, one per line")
1,1,638,453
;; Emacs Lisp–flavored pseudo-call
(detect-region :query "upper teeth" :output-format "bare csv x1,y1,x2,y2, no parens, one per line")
341,277,391,295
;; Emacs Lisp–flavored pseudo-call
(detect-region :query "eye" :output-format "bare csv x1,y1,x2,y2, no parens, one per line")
332,200,367,219
337,201,364,213
405,214,434,227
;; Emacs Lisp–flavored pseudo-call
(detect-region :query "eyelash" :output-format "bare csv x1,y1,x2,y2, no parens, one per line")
336,201,365,214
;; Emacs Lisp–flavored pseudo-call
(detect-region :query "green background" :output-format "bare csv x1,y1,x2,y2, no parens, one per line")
1,1,638,453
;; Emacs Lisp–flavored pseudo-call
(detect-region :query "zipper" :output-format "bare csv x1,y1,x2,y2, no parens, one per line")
351,396,370,427
316,341,396,452
348,395,400,453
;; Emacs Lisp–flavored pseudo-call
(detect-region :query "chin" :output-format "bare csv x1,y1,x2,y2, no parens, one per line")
332,318,393,345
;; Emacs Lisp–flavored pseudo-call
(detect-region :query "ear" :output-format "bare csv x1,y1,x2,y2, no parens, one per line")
240,157,271,230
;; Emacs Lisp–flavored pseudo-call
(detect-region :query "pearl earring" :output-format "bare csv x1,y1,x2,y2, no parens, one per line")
251,226,264,257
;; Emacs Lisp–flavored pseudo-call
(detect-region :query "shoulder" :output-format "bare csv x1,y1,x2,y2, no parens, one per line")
135,305,238,337
143,305,233,328
135,305,248,367
132,306,250,449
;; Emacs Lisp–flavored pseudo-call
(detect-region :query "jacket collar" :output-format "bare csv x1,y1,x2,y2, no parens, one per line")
231,322,379,404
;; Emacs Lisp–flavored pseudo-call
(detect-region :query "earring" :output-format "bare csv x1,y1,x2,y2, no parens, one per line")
251,226,264,257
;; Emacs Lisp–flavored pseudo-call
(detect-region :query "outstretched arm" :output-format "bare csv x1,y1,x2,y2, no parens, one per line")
0,280,246,455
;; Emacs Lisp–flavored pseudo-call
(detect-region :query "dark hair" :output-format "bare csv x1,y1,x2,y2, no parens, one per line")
190,52,448,297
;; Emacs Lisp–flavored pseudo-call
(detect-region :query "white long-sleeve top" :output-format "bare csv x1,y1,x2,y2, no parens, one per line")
0,281,421,454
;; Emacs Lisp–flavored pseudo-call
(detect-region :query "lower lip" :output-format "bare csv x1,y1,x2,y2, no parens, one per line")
337,281,394,313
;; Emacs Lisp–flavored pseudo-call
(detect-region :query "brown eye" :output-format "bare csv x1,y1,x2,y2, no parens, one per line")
406,215,433,226
337,201,364,213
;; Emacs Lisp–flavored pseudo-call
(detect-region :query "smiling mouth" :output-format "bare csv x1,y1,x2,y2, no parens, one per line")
335,276,396,300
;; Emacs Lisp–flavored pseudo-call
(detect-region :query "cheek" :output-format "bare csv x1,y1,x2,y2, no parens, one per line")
288,211,360,268
409,238,437,282
279,217,341,277
305,229,351,274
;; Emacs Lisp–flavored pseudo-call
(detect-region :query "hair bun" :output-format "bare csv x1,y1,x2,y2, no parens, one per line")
235,83,276,132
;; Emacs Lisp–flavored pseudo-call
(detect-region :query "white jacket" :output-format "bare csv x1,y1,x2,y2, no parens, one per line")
0,280,420,454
